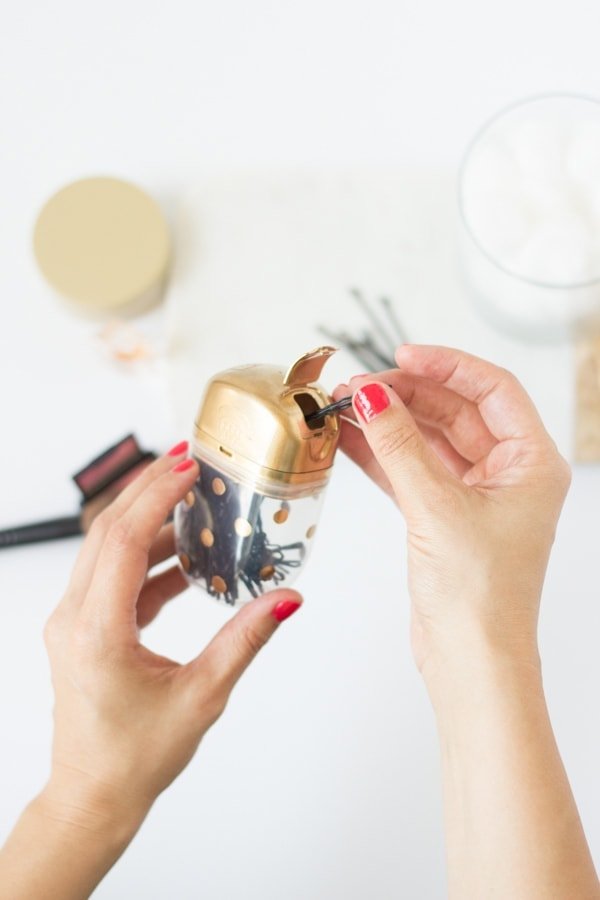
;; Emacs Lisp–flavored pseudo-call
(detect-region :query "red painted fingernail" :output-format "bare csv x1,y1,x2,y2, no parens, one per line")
272,599,302,622
354,383,390,424
168,440,189,457
172,458,195,473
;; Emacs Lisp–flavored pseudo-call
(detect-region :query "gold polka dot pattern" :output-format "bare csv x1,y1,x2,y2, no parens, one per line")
212,477,226,495
211,575,227,594
200,528,214,547
273,503,289,524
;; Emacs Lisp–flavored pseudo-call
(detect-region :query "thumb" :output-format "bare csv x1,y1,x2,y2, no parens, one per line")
352,381,447,518
188,589,303,700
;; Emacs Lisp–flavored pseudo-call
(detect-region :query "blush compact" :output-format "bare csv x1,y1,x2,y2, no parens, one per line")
174,346,341,606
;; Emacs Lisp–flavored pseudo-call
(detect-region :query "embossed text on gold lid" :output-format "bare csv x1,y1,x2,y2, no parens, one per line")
33,176,171,315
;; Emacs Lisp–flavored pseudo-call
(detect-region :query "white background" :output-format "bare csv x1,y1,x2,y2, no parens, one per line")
1,2,600,898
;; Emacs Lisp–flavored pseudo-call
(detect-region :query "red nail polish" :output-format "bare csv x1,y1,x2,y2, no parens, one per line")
272,599,302,622
172,458,195,473
168,440,189,457
354,383,390,424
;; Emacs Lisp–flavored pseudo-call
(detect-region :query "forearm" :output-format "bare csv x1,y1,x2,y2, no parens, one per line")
424,629,600,899
0,772,148,900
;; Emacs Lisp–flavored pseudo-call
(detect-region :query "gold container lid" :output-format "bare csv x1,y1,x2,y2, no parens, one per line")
33,176,171,315
194,347,340,489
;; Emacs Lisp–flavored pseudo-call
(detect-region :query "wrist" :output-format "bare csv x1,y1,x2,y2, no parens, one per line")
0,768,151,900
416,614,542,714
43,764,151,853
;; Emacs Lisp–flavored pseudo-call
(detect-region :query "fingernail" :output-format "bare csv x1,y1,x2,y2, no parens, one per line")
172,458,195,473
168,440,189,457
354,383,390,424
272,599,302,622
352,373,370,378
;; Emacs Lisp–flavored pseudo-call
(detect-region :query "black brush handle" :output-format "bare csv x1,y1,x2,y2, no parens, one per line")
0,516,82,548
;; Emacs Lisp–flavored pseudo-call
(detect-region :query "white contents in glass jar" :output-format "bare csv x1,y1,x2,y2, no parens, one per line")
462,117,600,286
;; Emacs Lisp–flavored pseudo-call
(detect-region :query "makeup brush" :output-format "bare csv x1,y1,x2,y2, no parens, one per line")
0,434,156,549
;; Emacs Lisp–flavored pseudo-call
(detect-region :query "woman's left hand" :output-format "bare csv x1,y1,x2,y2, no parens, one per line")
0,442,302,900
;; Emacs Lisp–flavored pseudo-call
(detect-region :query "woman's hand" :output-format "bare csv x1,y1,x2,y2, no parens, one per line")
334,344,571,677
335,346,600,900
0,442,302,900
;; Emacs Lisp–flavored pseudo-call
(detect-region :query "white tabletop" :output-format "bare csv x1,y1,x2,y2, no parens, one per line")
1,3,600,898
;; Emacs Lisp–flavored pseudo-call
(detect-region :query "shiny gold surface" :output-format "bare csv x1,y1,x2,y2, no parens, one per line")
193,347,340,487
283,346,337,387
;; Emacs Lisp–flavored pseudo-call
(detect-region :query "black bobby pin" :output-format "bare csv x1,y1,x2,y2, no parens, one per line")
319,289,408,373
305,396,353,423
380,295,409,344
349,288,397,358
305,383,395,425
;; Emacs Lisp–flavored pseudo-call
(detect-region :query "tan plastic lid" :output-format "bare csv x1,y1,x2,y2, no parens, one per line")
33,176,171,314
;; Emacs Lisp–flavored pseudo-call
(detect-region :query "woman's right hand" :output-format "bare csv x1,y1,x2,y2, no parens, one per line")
334,347,600,900
333,344,571,680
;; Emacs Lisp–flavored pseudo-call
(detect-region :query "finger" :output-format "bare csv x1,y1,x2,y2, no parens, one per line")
148,523,176,570
462,436,547,488
334,383,470,485
330,385,395,497
338,410,469,486
337,416,395,497
395,345,545,441
351,381,450,519
136,563,189,629
418,424,471,478
66,442,190,600
81,458,199,638
343,371,497,463
183,590,303,703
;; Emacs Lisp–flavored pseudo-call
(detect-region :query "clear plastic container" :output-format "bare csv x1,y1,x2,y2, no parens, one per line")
175,444,326,604
174,348,340,606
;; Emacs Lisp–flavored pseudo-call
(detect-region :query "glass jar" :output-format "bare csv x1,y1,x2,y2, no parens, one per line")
459,93,600,341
